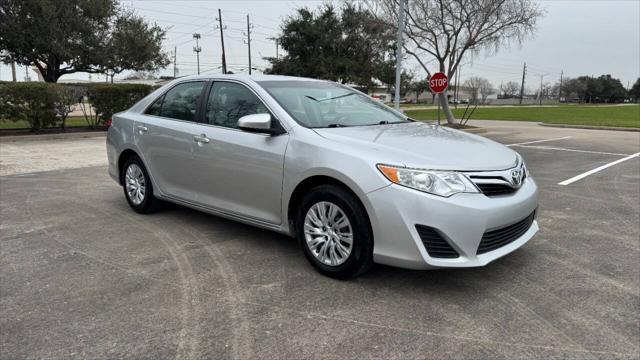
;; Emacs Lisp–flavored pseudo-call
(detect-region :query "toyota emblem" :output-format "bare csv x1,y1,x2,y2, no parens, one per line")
511,169,522,187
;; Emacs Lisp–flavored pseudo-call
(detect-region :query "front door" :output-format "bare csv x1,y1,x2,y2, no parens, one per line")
189,81,289,225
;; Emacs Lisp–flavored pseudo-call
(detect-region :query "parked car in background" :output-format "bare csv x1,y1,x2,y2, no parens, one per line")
107,75,539,278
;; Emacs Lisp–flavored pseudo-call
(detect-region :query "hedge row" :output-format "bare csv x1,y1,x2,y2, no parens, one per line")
0,82,156,131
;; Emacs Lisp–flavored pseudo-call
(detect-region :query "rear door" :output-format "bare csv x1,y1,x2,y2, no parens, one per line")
134,80,207,202
189,80,289,225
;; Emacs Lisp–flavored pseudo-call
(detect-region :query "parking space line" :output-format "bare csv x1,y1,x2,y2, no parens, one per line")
505,136,571,146
558,152,640,186
514,145,630,157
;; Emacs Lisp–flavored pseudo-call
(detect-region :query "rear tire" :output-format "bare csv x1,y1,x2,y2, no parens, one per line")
121,155,160,214
296,184,373,279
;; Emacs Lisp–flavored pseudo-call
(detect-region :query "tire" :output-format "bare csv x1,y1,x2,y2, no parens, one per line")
121,155,160,214
296,184,374,279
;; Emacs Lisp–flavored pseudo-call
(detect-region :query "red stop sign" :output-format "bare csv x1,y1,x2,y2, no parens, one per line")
429,72,449,93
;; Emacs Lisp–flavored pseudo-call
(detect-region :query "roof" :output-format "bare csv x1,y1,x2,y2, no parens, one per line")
177,74,327,83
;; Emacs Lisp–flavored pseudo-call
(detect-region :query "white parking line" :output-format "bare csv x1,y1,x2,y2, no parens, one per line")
558,152,640,186
515,145,630,157
505,136,572,147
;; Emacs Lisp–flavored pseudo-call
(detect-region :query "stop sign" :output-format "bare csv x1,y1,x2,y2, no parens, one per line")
429,72,449,93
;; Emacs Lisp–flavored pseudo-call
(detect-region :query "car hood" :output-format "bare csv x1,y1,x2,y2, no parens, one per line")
313,122,518,171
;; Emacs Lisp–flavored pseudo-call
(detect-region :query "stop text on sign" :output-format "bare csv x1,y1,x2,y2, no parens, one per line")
429,72,449,94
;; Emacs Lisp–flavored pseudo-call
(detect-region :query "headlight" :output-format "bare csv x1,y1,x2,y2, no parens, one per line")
377,164,479,197
522,160,531,177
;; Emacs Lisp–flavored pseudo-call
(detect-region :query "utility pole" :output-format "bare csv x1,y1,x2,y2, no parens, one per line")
245,14,252,75
193,33,202,75
559,70,563,102
394,0,405,110
173,46,177,78
454,65,461,108
217,9,227,74
519,62,527,105
539,73,549,106
11,61,16,82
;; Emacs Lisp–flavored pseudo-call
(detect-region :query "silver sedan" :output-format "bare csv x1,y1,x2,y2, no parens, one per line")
106,75,539,278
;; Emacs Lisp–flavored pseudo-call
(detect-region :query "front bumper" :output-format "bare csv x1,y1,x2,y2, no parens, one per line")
365,177,539,270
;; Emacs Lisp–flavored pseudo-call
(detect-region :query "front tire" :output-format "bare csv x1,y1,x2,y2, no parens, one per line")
296,184,373,279
122,155,159,214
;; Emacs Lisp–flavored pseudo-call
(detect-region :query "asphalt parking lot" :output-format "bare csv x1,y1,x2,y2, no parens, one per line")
1,121,639,359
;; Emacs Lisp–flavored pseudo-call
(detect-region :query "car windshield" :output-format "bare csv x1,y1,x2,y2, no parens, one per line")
257,80,410,128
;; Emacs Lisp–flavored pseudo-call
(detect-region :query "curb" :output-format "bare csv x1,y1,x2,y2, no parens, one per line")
539,123,640,132
0,131,106,142
460,127,488,134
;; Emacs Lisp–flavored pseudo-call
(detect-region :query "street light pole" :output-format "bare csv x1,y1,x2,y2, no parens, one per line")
394,0,405,110
193,33,202,75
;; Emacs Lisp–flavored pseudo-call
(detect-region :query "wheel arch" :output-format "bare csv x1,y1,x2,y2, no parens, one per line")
286,175,373,238
117,148,141,185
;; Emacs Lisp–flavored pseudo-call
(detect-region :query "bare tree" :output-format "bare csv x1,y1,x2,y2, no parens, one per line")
373,0,543,124
500,80,520,98
479,80,495,104
464,77,482,103
464,76,493,104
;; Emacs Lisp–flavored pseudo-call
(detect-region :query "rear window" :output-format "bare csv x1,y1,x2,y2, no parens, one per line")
145,81,206,122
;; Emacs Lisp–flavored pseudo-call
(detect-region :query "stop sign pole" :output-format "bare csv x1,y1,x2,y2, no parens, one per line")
429,72,449,124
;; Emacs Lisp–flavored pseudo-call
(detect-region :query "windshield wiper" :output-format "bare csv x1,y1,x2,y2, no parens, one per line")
376,120,410,125
326,123,348,128
305,93,355,102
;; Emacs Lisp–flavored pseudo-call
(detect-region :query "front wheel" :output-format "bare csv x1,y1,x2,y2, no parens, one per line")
296,184,373,279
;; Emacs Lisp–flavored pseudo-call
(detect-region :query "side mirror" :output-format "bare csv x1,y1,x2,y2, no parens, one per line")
237,113,284,135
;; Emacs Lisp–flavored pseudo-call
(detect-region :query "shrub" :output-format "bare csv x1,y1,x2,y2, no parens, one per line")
0,82,155,130
54,85,86,130
0,82,58,131
88,84,154,126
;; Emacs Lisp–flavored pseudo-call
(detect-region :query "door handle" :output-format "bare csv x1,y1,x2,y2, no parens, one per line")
194,134,210,144
136,125,148,133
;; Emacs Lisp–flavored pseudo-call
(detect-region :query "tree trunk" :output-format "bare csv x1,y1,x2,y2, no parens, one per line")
43,69,58,83
439,93,456,125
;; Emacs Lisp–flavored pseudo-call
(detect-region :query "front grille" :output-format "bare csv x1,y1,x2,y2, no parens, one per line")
476,183,518,196
477,211,536,255
467,165,527,197
415,225,459,258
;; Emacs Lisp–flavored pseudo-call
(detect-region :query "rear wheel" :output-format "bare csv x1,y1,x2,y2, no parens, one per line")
122,155,159,214
296,184,373,279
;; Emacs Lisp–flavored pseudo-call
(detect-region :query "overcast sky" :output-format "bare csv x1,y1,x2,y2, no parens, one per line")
1,0,638,90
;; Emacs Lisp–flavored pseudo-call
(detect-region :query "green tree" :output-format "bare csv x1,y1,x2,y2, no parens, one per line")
95,11,170,82
409,79,430,103
561,75,628,103
0,0,168,83
265,4,394,90
562,78,587,102
631,78,640,103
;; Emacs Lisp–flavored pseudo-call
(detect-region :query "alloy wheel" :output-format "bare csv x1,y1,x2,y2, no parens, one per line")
125,163,146,205
303,201,353,266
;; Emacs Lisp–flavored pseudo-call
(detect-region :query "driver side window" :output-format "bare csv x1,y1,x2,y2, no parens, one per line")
205,82,269,129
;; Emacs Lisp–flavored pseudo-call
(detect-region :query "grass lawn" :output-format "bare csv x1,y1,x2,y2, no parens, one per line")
0,116,90,129
404,104,640,128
